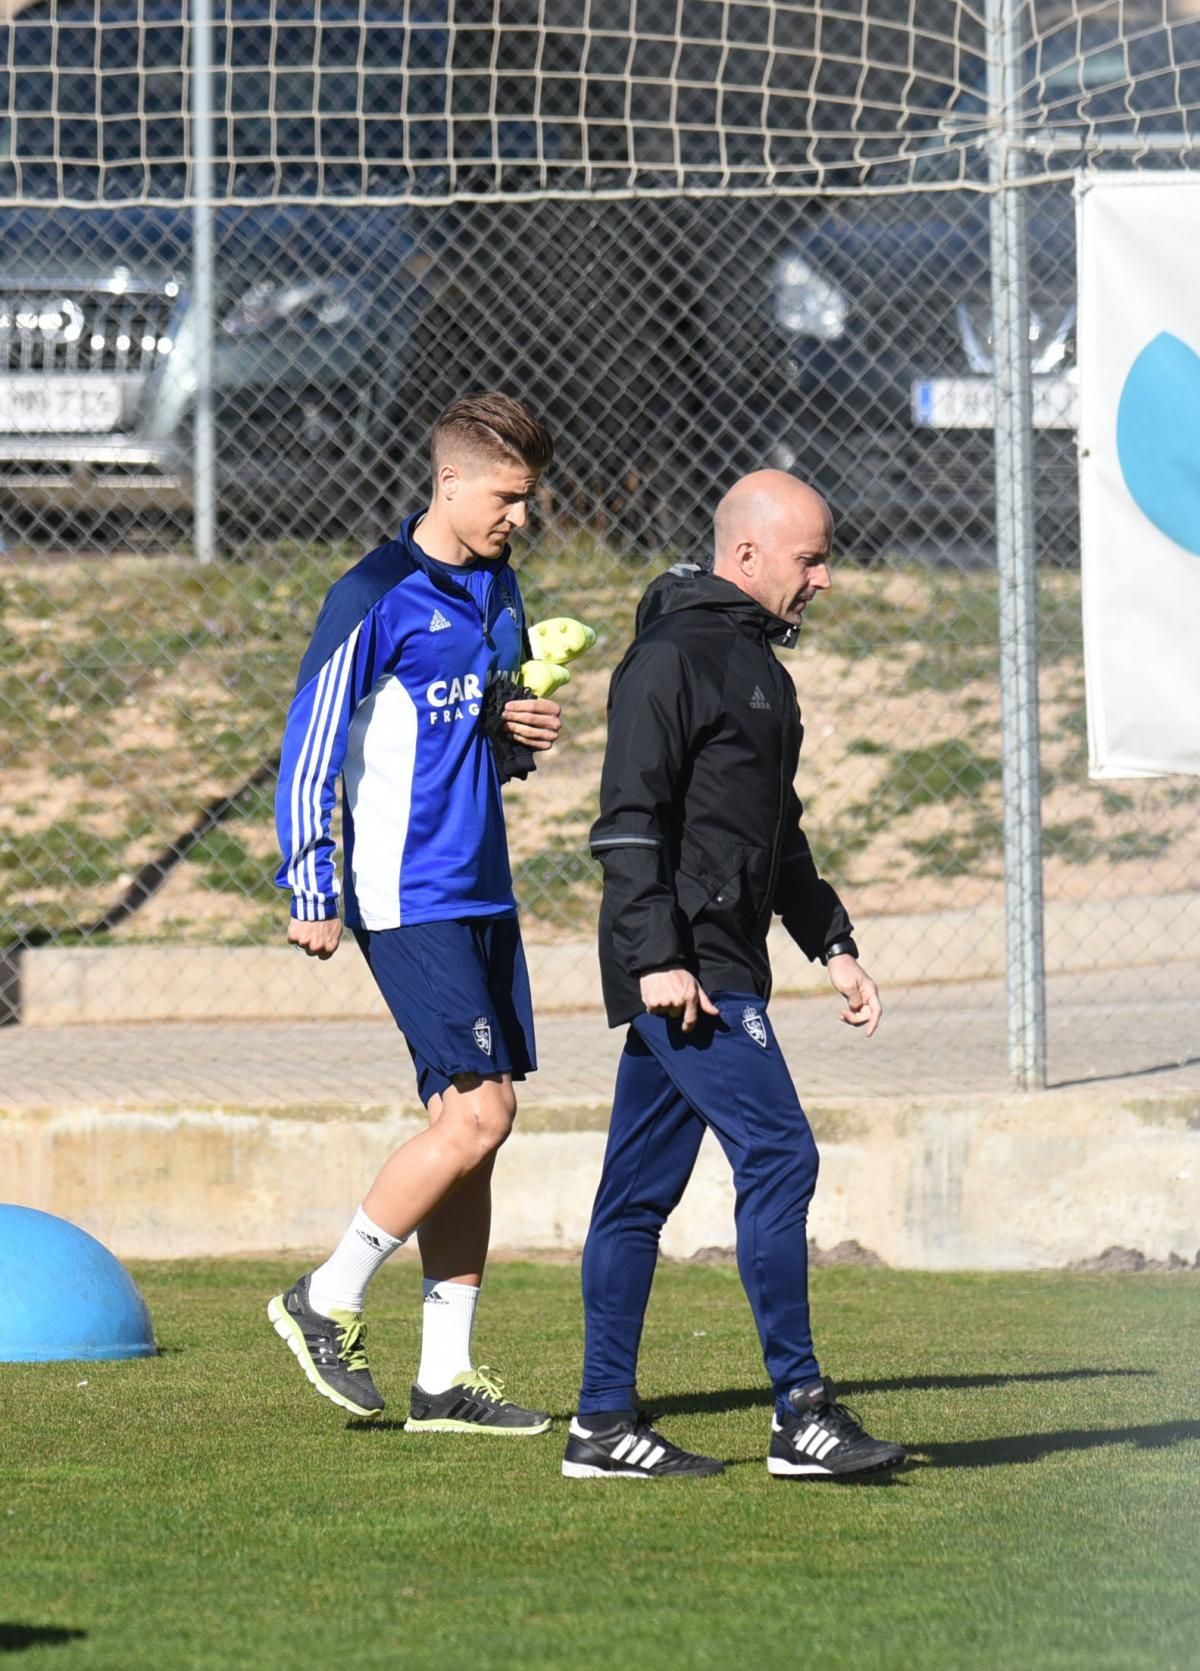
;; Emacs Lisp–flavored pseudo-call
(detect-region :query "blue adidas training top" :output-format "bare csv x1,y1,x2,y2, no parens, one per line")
275,512,526,928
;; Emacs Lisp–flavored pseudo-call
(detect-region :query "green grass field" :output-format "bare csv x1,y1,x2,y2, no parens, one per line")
2,1262,1198,1669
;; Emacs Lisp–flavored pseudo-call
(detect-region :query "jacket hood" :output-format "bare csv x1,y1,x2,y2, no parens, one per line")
635,562,799,647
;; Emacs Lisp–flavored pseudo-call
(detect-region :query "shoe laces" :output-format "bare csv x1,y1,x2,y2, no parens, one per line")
334,1315,371,1373
634,1411,671,1446
462,1365,508,1404
812,1395,868,1441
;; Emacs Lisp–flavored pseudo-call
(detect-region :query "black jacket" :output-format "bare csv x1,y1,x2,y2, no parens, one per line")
590,565,854,1027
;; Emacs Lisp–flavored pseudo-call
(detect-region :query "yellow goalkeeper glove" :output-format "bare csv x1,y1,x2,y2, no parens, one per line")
519,659,572,699
519,617,597,699
527,617,598,665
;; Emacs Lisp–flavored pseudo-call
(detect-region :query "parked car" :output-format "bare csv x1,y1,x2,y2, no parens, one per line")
0,0,984,554
0,4,436,540
759,23,1200,560
2,0,692,545
0,0,806,551
16,3,1190,562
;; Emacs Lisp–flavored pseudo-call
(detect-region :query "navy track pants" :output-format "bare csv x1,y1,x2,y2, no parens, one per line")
579,992,821,1417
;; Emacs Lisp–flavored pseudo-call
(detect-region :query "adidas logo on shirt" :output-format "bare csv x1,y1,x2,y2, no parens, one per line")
750,685,771,710
429,609,452,632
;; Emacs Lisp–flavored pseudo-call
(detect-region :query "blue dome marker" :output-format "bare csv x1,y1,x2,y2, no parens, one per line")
0,1205,156,1362
1115,331,1200,557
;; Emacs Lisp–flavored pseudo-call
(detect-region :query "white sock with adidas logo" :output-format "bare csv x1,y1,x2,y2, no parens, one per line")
415,1279,480,1393
307,1206,406,1318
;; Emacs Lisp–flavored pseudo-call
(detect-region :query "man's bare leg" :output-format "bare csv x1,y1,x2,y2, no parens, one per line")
360,1073,513,1240
269,1071,547,1428
407,1092,496,1392
298,1074,511,1322
416,1090,495,1281
266,1075,510,1414
359,1075,509,1394
392,1081,547,1432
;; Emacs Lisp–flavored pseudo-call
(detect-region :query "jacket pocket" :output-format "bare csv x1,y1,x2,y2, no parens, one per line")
679,844,774,936
674,840,746,922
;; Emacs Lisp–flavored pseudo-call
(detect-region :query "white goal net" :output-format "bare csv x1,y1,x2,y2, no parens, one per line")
2,0,1199,206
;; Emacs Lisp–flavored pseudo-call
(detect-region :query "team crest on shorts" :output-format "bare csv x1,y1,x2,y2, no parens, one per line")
473,1015,494,1056
741,1006,768,1048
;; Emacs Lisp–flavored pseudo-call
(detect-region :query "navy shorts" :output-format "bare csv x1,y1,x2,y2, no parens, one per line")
354,914,537,1106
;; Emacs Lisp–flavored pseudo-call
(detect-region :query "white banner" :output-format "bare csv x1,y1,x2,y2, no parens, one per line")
1077,175,1200,778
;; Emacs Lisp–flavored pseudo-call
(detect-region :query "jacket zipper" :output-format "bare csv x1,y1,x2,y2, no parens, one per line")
762,632,797,934
424,561,502,650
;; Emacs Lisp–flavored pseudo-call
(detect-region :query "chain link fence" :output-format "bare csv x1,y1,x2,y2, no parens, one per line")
1,0,1198,1103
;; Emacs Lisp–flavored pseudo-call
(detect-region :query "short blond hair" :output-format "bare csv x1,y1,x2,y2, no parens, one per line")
431,390,554,478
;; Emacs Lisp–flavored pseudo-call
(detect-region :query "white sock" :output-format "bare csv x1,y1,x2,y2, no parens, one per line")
307,1207,406,1317
415,1279,479,1393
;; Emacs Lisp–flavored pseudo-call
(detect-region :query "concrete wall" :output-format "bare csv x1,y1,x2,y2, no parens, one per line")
3,1089,1197,1269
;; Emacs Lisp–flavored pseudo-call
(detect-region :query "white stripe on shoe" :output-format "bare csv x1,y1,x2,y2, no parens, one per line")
767,1454,835,1476
562,1461,654,1480
766,1417,842,1474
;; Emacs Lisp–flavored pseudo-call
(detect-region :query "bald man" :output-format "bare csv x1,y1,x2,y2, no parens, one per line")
562,471,905,1482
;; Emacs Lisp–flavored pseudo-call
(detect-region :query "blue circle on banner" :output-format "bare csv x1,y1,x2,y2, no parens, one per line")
0,1205,156,1362
1115,331,1200,556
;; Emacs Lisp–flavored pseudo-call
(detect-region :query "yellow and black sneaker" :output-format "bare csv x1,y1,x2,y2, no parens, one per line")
404,1367,550,1435
266,1274,384,1419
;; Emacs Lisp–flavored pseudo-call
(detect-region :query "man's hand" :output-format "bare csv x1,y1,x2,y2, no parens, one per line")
640,969,720,1033
827,953,882,1037
288,916,342,959
503,697,562,754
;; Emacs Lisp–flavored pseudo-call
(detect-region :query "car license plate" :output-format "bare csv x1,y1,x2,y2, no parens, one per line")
911,374,1078,430
0,377,125,433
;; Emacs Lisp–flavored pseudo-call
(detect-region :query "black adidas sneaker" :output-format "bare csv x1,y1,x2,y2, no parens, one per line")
266,1273,385,1419
562,1413,724,1479
768,1377,905,1478
404,1367,551,1434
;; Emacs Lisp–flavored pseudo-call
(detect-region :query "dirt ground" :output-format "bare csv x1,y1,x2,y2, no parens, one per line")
2,559,1196,946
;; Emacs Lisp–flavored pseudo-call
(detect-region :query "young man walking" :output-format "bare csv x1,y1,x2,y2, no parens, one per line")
563,469,906,1481
270,391,561,1433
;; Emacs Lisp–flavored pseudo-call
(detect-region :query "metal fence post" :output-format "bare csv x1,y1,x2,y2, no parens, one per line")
191,0,217,564
986,0,1047,1088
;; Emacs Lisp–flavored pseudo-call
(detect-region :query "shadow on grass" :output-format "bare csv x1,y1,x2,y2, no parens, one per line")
649,1366,1155,1419
912,1420,1200,1470
844,1368,1157,1396
721,1456,910,1482
721,1421,1200,1475
0,1625,86,1653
